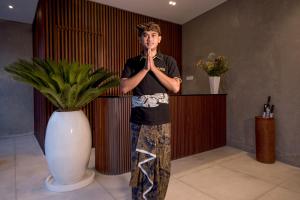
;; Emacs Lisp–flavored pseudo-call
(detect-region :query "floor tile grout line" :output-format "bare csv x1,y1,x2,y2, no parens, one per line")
182,148,247,163
213,152,248,164
172,163,215,179
279,184,300,195
175,163,289,200
93,176,119,200
218,164,276,185
218,164,300,196
174,176,219,200
0,132,34,140
177,174,277,200
252,184,279,200
218,163,294,187
172,152,246,179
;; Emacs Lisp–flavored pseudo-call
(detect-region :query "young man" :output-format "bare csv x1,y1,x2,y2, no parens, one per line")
120,21,181,200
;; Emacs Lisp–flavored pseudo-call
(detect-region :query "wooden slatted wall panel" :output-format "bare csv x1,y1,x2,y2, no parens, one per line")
169,95,227,160
33,0,182,151
94,97,131,175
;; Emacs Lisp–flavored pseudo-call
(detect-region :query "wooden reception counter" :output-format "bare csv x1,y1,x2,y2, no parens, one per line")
94,95,226,175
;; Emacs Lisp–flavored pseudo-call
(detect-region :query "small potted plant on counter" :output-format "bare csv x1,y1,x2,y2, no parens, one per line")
196,52,229,94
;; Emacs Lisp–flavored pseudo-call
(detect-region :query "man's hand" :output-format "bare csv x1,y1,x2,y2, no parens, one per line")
147,48,156,71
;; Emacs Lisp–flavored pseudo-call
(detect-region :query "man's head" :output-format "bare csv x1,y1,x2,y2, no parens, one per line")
137,22,162,51
137,22,161,37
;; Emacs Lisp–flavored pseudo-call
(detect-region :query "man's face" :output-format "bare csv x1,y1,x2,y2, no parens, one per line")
139,31,161,51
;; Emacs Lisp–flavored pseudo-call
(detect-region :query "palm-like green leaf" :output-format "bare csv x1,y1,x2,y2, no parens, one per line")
76,78,119,108
4,58,120,111
76,64,93,84
69,62,80,85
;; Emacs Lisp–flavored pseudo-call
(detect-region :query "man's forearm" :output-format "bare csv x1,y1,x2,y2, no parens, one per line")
151,66,180,93
120,69,148,94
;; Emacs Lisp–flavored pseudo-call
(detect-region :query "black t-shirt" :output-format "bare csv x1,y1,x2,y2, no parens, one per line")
121,52,181,125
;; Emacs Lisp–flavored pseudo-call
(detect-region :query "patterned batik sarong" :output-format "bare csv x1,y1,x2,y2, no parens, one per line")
130,123,171,200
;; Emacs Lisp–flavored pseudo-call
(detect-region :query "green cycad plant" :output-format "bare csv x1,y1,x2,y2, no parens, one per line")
5,58,119,111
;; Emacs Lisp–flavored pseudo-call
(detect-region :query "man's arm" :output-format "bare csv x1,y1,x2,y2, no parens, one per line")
150,66,181,93
148,51,180,93
120,68,149,94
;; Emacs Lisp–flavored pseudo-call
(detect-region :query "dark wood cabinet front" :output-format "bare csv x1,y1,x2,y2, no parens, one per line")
95,95,226,175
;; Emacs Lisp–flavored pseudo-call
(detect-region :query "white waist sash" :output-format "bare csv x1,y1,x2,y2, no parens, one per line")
132,93,169,108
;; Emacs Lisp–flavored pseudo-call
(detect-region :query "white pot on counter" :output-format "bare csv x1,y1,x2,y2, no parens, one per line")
209,76,220,94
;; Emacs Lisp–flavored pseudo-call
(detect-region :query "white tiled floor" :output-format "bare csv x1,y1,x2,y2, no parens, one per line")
1,134,300,200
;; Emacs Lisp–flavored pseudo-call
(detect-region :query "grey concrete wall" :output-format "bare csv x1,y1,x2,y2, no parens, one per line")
182,0,300,167
0,20,33,137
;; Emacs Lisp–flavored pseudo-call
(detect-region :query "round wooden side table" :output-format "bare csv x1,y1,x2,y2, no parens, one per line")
255,116,275,163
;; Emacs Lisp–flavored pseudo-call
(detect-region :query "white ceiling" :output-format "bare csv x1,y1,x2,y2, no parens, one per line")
90,0,226,24
0,0,39,24
0,0,226,25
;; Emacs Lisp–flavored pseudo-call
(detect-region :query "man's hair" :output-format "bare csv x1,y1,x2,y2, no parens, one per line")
137,22,161,37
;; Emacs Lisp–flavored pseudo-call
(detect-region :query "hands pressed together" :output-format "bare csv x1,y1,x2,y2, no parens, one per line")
144,49,180,93
145,48,156,71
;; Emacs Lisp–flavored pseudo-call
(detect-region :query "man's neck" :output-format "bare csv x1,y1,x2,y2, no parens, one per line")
143,48,157,57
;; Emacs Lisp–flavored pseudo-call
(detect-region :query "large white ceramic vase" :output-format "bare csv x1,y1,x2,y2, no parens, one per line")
209,76,220,94
45,110,95,192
